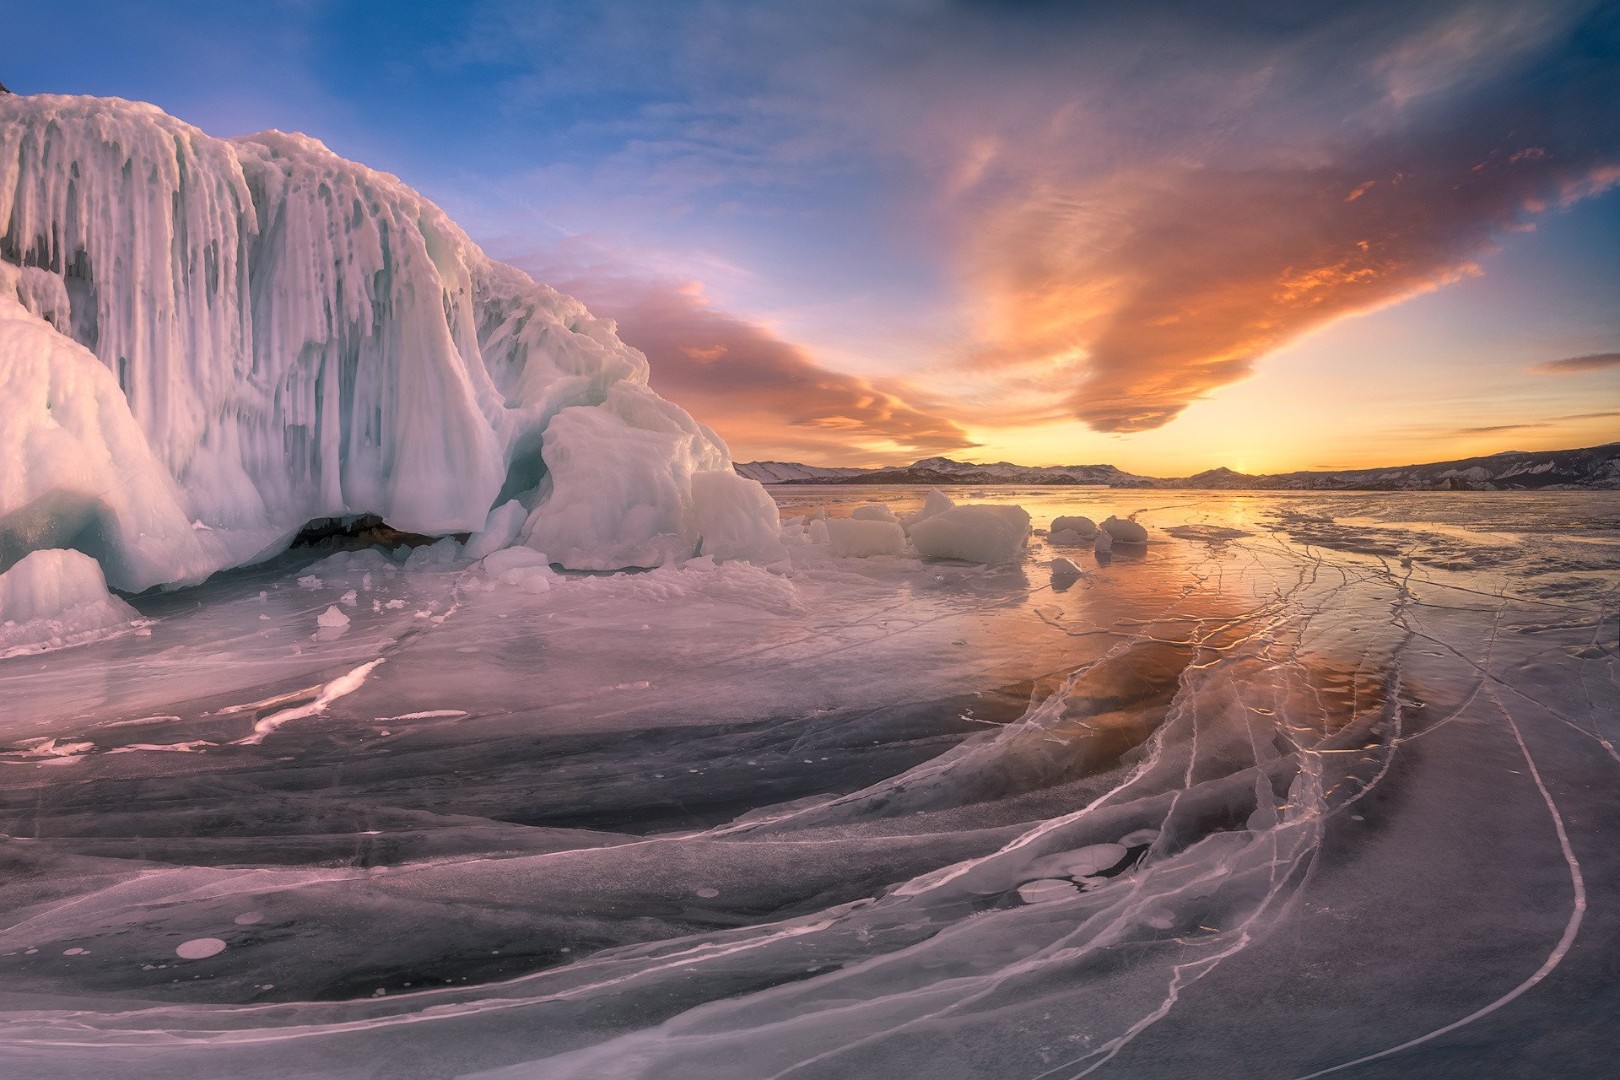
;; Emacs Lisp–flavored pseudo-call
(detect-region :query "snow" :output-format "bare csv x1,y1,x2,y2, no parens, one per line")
908,504,1031,564
0,94,781,587
825,517,907,558
0,548,139,657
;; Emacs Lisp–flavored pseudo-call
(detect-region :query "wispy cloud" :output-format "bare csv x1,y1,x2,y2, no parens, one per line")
1528,351,1620,374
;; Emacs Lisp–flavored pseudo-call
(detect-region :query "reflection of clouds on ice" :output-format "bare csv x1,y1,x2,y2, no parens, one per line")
0,490,1614,1079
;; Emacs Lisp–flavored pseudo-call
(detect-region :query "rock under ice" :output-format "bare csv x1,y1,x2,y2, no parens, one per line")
0,95,781,590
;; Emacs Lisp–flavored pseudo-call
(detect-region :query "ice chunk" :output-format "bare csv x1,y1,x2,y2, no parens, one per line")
482,547,552,581
908,505,1031,564
402,537,463,570
316,605,350,628
851,504,898,523
1048,529,1087,545
1101,515,1149,544
1051,515,1098,537
900,489,955,531
523,384,735,570
0,548,139,657
1094,529,1113,554
826,518,907,558
1050,557,1084,583
1016,879,1080,904
690,470,790,566
463,500,528,561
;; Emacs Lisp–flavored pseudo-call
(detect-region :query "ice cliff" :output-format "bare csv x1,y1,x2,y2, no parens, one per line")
0,94,780,591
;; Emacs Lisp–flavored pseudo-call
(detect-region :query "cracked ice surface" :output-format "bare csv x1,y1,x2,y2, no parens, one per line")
0,489,1616,1079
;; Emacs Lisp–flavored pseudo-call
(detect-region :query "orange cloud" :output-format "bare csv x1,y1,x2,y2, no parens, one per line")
527,267,976,466
960,138,1619,432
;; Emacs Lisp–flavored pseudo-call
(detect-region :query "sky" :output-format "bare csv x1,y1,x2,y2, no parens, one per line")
6,0,1619,474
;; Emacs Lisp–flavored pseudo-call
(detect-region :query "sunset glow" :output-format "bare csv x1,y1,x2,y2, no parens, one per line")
8,0,1617,471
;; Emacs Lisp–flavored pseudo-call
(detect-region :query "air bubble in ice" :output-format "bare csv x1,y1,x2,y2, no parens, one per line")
175,938,227,959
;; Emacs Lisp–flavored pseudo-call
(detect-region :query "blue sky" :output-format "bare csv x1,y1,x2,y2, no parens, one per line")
6,0,1618,471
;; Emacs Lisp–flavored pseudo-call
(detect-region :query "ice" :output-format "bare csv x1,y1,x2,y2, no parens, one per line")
900,488,955,531
1101,514,1149,544
0,95,780,587
1050,556,1084,584
520,383,740,570
1051,514,1098,537
315,605,350,629
1016,878,1080,904
0,487,1616,1080
908,504,1031,563
1094,527,1114,554
175,938,229,960
851,503,898,523
462,500,528,561
689,469,790,567
0,548,139,657
825,517,908,558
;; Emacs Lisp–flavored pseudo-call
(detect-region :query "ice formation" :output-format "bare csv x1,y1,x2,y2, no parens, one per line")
1101,515,1149,544
908,504,1031,564
0,94,780,587
850,503,898,523
900,488,955,531
1051,514,1098,538
826,517,907,558
0,547,138,656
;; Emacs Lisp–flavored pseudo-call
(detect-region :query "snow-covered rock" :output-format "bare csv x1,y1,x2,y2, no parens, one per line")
908,505,1031,564
0,94,780,587
826,518,907,558
0,548,139,656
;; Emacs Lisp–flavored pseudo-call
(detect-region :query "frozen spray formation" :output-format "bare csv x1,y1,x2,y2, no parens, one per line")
0,94,780,590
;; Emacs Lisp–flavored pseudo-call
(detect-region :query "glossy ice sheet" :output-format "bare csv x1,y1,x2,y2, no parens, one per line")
1,490,1616,1079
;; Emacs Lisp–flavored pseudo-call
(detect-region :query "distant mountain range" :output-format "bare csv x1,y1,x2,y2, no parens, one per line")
735,444,1620,491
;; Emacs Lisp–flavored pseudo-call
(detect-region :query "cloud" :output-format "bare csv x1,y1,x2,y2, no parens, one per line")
449,1,1620,446
1448,410,1620,435
513,248,976,466
938,1,1620,431
1528,352,1620,374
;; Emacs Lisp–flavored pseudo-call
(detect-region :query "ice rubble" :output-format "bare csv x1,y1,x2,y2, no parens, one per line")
0,547,138,657
0,94,781,588
908,504,1031,564
826,517,907,558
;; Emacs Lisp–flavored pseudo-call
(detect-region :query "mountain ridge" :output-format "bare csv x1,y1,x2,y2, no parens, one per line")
735,443,1620,491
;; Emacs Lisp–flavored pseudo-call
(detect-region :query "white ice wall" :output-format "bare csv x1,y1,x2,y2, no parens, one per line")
0,95,777,588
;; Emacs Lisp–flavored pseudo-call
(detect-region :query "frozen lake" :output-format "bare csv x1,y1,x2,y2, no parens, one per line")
1,487,1616,1079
